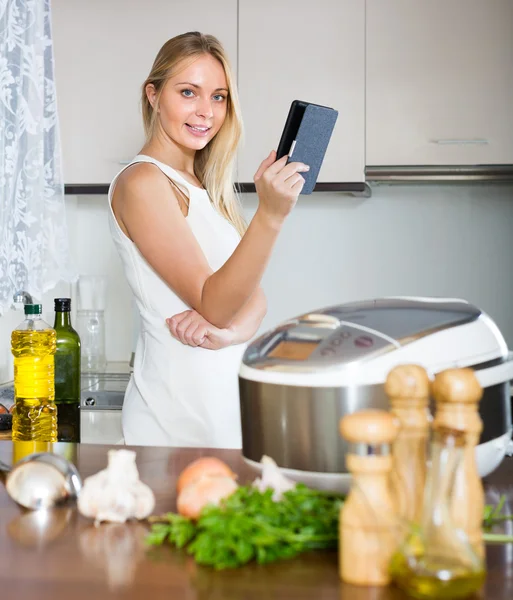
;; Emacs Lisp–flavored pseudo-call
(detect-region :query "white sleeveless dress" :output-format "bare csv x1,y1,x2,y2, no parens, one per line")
108,155,247,448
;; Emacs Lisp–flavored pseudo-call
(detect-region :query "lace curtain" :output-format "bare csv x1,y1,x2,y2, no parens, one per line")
0,0,75,315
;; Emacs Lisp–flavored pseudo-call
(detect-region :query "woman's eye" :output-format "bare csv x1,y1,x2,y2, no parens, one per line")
213,94,226,102
181,89,195,98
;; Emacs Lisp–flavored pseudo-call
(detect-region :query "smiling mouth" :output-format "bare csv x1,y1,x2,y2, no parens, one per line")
185,124,211,136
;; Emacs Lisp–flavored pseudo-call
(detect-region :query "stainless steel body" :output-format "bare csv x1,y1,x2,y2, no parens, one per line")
240,377,511,473
240,380,387,472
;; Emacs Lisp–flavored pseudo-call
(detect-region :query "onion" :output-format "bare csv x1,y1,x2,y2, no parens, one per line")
177,475,238,519
176,457,236,494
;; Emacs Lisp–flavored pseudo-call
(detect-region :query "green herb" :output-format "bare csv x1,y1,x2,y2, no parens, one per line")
483,495,507,529
483,494,513,544
147,484,343,570
147,489,513,570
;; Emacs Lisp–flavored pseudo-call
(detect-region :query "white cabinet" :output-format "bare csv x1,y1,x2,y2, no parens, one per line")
237,0,365,183
52,0,237,184
366,0,513,166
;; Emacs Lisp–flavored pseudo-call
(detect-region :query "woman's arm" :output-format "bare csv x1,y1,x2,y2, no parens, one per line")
228,287,267,344
167,288,267,349
113,152,307,329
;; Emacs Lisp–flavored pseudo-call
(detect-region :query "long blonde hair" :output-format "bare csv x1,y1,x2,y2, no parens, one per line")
141,32,246,236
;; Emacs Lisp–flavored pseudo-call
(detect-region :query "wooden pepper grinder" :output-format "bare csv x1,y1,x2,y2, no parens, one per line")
432,367,485,558
385,364,431,526
339,409,399,586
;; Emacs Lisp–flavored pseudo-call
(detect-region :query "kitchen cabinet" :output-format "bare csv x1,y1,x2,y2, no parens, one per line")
237,0,365,184
52,0,237,185
366,0,513,167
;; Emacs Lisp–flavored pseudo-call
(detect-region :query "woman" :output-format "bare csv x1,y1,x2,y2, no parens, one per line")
108,32,309,448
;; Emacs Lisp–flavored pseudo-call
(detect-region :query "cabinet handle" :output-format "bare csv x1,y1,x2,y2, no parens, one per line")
430,139,489,145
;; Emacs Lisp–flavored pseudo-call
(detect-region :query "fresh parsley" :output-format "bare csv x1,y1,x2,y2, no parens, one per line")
146,484,343,570
483,494,513,544
147,488,513,569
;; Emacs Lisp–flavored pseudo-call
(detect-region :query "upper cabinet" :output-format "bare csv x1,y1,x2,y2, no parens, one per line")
52,0,237,184
237,0,365,184
52,1,513,187
366,0,513,166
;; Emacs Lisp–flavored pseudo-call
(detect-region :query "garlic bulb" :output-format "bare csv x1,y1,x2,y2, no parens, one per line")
78,449,155,524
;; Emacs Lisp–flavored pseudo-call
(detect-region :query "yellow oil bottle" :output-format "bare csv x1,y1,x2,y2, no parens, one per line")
11,304,57,442
12,441,53,463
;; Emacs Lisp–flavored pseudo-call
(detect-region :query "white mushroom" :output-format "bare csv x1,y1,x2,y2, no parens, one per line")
78,449,155,525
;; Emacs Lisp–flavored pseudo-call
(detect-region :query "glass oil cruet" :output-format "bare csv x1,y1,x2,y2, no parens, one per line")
389,424,486,599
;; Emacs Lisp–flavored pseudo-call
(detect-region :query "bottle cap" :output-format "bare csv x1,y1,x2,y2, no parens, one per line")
54,298,71,312
432,368,483,405
385,364,430,399
339,409,399,445
24,304,42,315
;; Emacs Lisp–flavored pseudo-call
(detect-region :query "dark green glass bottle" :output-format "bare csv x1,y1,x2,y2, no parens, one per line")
54,298,81,442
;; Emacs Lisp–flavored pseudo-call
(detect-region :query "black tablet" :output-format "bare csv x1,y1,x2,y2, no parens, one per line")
276,100,338,194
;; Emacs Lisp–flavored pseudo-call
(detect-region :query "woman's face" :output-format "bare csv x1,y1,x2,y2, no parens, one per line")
148,54,229,151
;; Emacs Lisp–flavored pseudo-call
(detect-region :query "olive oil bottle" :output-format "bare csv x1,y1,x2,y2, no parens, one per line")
53,298,81,442
11,304,57,442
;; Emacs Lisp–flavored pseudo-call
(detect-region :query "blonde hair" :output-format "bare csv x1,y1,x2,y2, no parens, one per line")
142,32,246,236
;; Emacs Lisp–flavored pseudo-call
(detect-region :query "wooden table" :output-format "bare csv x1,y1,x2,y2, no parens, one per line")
1,441,512,600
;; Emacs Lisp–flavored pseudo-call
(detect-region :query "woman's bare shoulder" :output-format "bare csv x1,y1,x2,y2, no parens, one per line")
115,161,170,198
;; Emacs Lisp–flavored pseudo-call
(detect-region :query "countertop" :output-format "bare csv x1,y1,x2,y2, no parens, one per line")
1,442,513,600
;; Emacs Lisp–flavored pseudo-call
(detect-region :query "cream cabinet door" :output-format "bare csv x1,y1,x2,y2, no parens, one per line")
52,0,237,184
237,0,365,184
366,0,513,166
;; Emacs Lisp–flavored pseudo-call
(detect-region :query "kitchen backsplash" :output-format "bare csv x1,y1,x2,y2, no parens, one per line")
1,183,512,384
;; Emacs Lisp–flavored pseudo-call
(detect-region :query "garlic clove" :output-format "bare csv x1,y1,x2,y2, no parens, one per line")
133,482,156,520
252,455,296,501
95,486,137,524
106,449,141,484
77,469,108,518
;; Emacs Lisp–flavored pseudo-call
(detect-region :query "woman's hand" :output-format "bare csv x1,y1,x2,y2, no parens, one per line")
253,150,309,229
166,310,235,350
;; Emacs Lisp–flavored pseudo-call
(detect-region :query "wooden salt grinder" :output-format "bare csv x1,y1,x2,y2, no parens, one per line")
432,368,485,558
385,364,431,525
339,409,399,586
